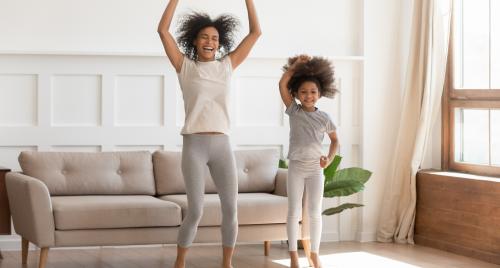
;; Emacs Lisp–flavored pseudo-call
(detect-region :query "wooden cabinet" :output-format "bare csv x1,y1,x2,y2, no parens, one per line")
0,166,11,259
0,167,11,235
415,170,500,265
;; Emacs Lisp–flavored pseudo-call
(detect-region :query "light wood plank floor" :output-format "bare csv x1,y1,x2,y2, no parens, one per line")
0,241,498,268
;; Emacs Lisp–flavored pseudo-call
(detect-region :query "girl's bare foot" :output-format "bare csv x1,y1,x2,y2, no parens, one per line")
289,251,300,268
310,252,322,268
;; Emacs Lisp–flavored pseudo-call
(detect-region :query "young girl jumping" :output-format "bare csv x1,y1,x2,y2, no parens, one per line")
157,1,261,268
279,55,339,268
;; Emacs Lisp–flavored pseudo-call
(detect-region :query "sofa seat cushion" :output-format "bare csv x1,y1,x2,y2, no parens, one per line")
160,193,288,226
51,196,181,230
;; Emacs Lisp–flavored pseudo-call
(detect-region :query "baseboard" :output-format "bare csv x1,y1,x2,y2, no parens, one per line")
321,232,339,242
355,231,376,242
0,236,286,251
0,235,24,251
415,235,500,265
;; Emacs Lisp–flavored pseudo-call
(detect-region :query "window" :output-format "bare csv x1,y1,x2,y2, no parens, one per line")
443,0,500,176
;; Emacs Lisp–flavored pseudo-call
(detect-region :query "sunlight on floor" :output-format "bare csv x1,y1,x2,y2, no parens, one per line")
272,251,422,268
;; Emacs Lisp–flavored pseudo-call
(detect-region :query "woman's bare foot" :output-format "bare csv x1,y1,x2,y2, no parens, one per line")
222,246,234,268
289,251,300,268
310,252,322,268
174,258,184,268
174,245,188,268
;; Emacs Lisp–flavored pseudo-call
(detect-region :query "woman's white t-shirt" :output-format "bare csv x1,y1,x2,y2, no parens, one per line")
177,56,233,135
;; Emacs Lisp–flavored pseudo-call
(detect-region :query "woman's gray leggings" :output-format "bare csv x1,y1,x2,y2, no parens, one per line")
177,134,238,248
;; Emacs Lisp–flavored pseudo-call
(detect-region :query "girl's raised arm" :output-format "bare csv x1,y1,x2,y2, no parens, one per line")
279,55,310,108
229,0,262,69
279,70,294,108
157,0,184,72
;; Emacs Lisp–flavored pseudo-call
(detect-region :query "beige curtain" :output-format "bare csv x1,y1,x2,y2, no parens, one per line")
377,0,452,244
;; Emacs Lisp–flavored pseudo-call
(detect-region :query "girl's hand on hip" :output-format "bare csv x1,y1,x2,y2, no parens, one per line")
320,156,329,168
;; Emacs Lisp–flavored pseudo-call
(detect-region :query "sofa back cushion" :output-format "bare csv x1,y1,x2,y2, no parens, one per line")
153,149,279,195
19,151,155,196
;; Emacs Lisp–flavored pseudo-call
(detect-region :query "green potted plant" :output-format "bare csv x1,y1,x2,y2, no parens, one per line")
321,155,371,215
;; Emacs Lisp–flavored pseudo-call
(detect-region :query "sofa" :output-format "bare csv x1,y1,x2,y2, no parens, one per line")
6,149,310,268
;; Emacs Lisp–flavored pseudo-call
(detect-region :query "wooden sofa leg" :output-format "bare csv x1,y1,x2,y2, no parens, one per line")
22,237,29,264
39,247,49,268
300,239,313,267
264,241,271,256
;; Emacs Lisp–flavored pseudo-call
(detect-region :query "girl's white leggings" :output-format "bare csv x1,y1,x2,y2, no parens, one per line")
287,160,324,253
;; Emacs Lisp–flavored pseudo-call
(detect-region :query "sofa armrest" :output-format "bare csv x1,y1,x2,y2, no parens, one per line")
6,172,55,247
273,168,288,197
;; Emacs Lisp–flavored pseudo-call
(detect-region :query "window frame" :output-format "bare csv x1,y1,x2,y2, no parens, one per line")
442,1,500,177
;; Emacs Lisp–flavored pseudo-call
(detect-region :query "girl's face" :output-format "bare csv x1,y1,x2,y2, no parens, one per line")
194,26,220,61
297,81,320,112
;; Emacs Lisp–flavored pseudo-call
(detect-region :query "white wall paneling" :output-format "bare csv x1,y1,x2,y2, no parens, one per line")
235,76,283,127
50,146,101,152
0,53,364,243
0,0,380,246
114,145,165,152
115,75,164,127
0,146,37,171
52,74,101,126
0,74,38,126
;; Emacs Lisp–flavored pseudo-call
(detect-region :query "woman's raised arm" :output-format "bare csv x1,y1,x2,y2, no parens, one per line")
229,0,262,69
157,0,184,72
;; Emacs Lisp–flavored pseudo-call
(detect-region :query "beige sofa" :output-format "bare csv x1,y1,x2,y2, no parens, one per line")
6,149,309,268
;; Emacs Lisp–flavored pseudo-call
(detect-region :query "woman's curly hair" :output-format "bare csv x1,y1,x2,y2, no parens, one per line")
283,56,338,98
176,12,239,61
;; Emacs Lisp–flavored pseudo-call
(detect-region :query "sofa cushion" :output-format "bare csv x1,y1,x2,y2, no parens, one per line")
160,193,288,226
19,151,155,195
51,196,181,230
234,149,279,193
153,149,279,195
153,151,217,194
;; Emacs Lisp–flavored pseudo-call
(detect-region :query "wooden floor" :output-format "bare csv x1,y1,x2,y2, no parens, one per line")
0,241,498,268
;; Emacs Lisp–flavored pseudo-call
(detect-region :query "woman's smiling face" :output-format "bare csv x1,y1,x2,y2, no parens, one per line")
194,26,220,61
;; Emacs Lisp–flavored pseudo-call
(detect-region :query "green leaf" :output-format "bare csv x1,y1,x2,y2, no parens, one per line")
323,155,342,184
278,159,288,169
324,180,365,197
334,167,372,184
322,203,364,215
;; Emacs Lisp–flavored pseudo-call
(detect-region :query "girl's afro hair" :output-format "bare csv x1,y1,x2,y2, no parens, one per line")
283,56,338,98
176,12,239,61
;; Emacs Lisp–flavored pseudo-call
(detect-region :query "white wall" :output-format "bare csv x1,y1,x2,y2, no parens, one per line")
0,0,363,57
0,0,412,248
359,0,412,241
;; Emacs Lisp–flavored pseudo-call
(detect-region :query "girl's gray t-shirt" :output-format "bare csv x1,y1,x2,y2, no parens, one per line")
286,100,336,161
